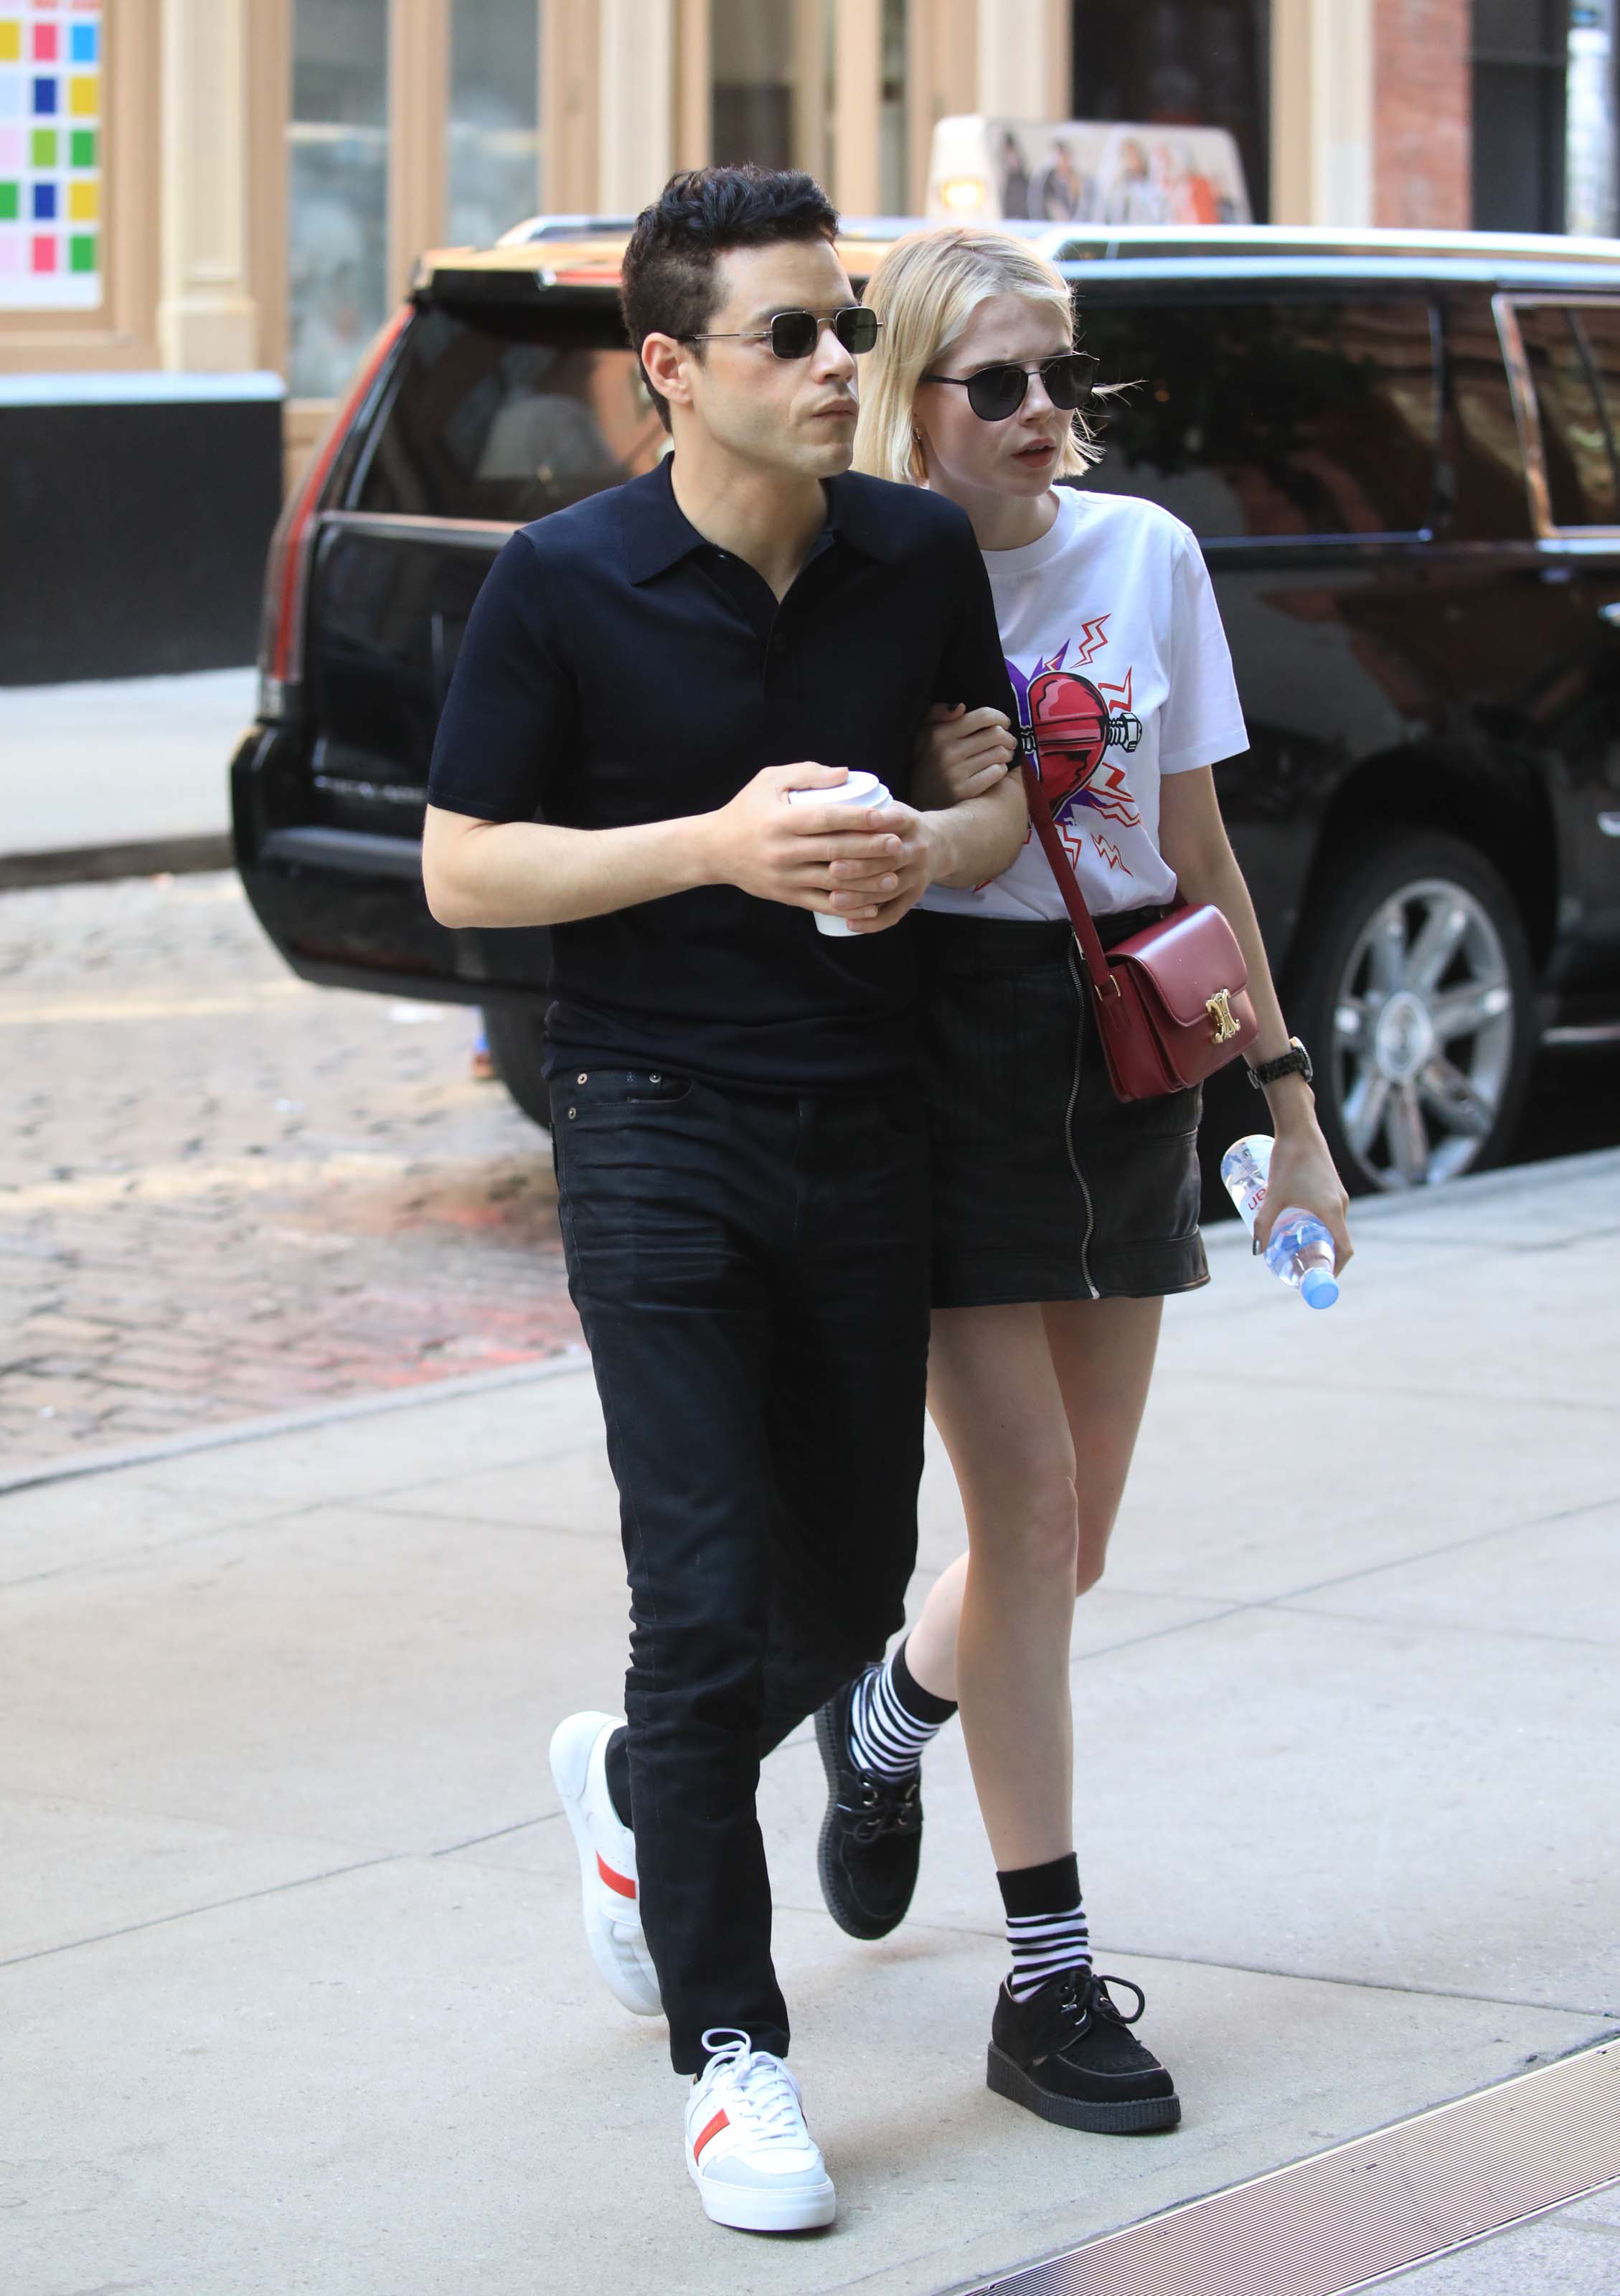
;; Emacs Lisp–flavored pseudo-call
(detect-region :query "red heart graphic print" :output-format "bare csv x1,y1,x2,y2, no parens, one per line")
1026,669,1112,809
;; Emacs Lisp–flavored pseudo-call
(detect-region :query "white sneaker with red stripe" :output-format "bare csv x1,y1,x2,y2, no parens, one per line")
685,2029,836,2232
548,1710,661,2018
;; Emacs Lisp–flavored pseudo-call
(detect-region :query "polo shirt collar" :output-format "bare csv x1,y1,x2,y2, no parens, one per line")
621,456,903,584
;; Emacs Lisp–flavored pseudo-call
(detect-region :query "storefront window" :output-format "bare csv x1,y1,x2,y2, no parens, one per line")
0,0,103,310
448,0,542,250
713,0,793,168
287,0,388,400
1566,1,1616,236
1072,0,1271,224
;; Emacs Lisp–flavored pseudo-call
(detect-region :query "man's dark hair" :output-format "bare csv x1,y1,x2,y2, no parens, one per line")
621,166,840,430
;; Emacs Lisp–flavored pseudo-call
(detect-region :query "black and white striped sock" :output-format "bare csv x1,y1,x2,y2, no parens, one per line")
848,1638,957,1779
999,1852,1092,2002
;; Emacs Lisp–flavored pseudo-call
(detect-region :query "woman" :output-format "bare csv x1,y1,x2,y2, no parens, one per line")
814,227,1353,2133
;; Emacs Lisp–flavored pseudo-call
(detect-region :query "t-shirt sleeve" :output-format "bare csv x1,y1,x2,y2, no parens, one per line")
1159,530,1248,775
426,532,578,822
933,519,1017,721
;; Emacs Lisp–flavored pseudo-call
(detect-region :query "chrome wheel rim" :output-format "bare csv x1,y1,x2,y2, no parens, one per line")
1331,877,1517,1190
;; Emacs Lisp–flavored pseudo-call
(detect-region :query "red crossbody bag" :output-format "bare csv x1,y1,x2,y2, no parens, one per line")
1019,758,1259,1102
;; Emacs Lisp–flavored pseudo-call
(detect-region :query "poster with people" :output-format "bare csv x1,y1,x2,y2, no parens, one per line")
927,116,1252,230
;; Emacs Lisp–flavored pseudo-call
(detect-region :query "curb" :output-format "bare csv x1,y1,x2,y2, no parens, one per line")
0,834,233,893
0,1350,591,1501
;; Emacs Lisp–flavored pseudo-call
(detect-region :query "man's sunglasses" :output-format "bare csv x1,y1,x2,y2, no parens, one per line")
683,306,882,359
921,350,1100,423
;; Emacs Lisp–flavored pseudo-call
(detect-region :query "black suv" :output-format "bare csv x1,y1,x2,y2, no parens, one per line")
232,220,1620,1193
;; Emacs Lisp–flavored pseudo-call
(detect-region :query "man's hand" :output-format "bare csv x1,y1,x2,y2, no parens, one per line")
911,702,1018,808
833,801,940,934
700,763,908,923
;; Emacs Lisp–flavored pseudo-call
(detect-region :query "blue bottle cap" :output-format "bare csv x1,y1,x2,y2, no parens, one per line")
1301,1266,1339,1310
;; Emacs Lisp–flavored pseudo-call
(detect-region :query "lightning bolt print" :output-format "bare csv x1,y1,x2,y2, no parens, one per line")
1071,616,1111,667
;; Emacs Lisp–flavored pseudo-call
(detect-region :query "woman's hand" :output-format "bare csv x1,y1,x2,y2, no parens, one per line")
1256,1096,1354,1270
911,702,1018,809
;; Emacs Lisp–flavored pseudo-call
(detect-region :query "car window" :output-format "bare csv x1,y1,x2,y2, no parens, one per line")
352,303,668,522
1074,296,1438,539
1515,302,1620,528
1445,293,1533,541
1561,301,1620,526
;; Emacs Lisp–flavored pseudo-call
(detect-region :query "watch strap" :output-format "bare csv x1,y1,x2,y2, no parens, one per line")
1248,1037,1313,1089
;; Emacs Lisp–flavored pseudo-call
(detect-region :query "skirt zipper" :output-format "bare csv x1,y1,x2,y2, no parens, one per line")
1064,941,1101,1300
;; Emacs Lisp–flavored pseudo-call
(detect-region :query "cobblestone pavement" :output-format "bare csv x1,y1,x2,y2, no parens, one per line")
0,872,578,1472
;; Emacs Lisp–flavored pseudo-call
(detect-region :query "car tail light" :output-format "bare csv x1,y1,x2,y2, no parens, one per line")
257,304,411,721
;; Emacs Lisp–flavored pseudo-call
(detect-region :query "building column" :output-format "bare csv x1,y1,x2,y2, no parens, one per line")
385,0,445,301
388,0,448,299
1372,0,1470,230
155,0,258,370
977,0,1068,123
601,0,675,212
673,0,711,172
908,0,979,211
1271,0,1375,228
546,0,602,209
834,0,882,213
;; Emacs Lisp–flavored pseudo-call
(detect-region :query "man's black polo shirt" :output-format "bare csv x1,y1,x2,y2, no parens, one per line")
427,454,1013,1092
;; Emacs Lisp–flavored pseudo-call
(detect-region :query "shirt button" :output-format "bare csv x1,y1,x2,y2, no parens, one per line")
649,1073,661,1083
577,1072,588,1084
566,1106,577,1119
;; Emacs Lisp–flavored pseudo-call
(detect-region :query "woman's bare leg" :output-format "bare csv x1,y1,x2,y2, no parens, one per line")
907,1297,1164,1711
920,1303,1082,1872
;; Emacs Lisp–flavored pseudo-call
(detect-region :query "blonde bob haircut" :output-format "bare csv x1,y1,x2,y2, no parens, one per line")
854,226,1103,489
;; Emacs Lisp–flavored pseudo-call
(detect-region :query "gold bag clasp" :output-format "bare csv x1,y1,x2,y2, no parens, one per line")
1206,988,1240,1044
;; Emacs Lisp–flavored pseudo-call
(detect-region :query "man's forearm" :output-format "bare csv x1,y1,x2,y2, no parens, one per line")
922,772,1027,890
423,809,709,929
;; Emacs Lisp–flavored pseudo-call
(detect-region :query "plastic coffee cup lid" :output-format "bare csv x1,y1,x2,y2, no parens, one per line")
785,771,890,808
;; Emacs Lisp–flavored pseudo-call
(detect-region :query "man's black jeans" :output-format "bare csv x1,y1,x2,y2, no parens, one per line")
552,1068,931,2074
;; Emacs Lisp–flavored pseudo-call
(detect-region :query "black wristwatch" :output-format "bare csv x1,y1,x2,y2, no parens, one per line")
1248,1036,1314,1090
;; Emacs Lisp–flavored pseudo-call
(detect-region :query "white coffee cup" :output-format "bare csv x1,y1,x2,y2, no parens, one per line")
783,771,893,936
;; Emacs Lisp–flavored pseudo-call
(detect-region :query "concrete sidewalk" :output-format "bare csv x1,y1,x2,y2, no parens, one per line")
0,669,253,881
3,1150,1617,2294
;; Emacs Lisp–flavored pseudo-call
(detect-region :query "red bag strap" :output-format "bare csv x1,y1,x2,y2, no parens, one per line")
1019,758,1116,1000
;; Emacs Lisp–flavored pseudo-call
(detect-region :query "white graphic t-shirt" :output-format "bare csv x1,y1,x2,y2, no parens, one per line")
920,485,1248,922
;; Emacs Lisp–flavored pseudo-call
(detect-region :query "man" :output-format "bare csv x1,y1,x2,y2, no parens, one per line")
422,166,1021,2234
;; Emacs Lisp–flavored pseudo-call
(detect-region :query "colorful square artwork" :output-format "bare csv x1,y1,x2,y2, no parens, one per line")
0,1,99,306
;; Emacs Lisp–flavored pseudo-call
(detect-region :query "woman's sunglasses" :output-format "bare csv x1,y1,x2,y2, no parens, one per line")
684,306,882,360
921,350,1100,423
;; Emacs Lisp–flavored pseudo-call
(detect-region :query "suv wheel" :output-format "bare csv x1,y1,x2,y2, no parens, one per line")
481,1004,552,1131
1290,832,1535,1192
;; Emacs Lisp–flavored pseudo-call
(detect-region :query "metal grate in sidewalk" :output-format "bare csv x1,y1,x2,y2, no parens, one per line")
950,2040,1619,2296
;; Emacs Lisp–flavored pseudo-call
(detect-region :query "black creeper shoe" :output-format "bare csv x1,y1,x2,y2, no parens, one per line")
813,1673,923,1941
987,1968,1181,2133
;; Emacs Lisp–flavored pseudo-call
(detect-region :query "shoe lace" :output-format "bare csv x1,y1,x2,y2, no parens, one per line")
697,2029,806,2146
1030,1969,1147,2057
840,1769,922,1845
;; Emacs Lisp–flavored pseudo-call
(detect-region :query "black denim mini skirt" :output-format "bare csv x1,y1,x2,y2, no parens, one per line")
915,908,1210,1309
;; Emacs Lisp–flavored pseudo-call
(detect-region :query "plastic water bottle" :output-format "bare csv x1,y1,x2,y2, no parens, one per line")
1220,1134,1340,1309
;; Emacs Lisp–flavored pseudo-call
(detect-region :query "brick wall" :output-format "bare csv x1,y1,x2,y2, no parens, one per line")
1374,0,1471,228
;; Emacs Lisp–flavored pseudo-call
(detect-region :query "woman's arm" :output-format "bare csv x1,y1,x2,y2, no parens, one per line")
1159,766,1354,1266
